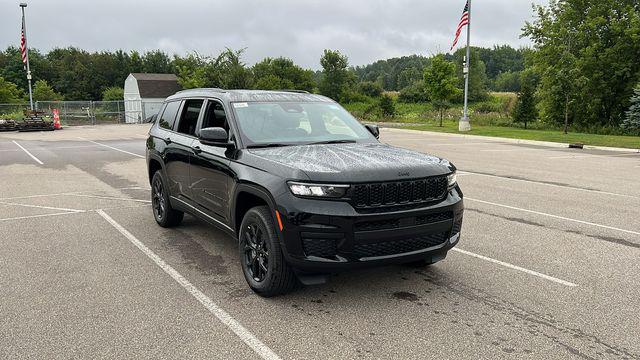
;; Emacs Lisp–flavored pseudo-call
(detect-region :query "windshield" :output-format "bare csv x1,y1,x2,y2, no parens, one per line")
231,101,375,147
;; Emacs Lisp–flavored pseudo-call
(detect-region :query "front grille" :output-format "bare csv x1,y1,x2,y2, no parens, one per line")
416,211,453,225
354,219,400,231
301,232,343,258
302,238,337,258
351,176,448,209
353,232,448,258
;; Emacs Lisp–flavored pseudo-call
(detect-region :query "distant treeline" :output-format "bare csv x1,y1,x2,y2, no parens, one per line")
0,44,523,103
1,0,640,134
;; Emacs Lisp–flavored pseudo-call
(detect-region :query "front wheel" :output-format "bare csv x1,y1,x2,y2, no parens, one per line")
151,171,184,228
239,206,296,297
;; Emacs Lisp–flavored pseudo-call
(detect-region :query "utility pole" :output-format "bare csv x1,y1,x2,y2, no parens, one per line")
20,3,34,111
459,0,472,132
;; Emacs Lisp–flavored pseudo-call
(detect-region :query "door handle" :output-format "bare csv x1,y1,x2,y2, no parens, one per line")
164,137,172,144
192,145,202,154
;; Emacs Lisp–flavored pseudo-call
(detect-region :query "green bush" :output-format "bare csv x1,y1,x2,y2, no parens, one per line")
357,81,383,97
378,94,396,118
398,81,429,103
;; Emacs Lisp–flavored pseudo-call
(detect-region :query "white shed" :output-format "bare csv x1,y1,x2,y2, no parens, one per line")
123,73,181,123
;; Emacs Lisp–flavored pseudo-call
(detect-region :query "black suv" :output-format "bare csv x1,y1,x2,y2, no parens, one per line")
146,89,464,296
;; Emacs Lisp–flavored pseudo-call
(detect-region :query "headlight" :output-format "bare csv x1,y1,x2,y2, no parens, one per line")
447,171,457,189
287,182,349,198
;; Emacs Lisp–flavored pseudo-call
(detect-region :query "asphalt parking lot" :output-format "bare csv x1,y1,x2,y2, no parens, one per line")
1,124,639,359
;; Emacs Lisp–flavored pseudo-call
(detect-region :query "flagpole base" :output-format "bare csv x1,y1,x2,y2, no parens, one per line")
459,117,471,132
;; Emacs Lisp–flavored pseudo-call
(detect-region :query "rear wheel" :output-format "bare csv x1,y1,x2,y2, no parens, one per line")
151,171,184,228
239,206,296,297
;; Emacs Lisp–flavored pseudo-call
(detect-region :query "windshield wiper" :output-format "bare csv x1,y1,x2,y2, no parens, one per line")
246,143,291,149
307,139,357,145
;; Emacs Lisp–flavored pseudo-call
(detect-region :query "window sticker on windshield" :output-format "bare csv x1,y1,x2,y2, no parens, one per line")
233,102,249,108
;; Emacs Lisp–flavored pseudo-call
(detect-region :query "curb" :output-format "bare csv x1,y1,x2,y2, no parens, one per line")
381,127,640,153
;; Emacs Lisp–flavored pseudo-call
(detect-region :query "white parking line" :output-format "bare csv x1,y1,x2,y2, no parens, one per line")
466,197,640,237
461,171,640,200
68,194,151,203
96,210,282,360
452,248,578,287
12,141,43,165
77,137,144,158
0,200,84,213
0,187,150,201
0,211,80,222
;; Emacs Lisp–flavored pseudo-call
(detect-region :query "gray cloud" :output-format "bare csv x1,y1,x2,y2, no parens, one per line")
1,0,547,69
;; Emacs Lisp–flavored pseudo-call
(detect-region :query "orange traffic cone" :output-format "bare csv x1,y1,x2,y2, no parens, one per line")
53,108,62,130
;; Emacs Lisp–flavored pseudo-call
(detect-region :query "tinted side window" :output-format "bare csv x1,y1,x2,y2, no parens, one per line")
176,99,204,136
158,101,180,130
202,100,229,131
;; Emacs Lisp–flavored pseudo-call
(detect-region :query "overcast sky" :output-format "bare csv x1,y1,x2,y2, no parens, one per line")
1,0,547,69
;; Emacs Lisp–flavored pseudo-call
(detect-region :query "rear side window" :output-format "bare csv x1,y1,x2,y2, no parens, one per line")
158,101,180,130
176,99,204,136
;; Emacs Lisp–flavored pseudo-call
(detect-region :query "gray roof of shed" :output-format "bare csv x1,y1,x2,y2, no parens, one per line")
131,73,181,98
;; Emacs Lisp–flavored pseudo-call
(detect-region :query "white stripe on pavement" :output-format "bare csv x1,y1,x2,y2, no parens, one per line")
0,211,80,222
0,200,84,213
12,141,43,165
452,248,578,287
96,210,282,360
461,171,640,200
466,197,640,237
77,137,144,158
68,193,151,203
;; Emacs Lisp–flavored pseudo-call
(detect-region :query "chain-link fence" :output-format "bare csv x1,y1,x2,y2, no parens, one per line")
0,100,164,125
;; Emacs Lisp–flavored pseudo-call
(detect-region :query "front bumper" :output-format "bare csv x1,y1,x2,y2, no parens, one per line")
274,186,464,273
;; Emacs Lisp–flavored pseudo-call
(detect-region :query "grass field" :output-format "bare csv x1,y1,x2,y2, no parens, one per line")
343,93,640,149
403,120,640,149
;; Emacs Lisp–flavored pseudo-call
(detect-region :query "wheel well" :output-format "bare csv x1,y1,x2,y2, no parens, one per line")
235,191,269,234
148,159,162,184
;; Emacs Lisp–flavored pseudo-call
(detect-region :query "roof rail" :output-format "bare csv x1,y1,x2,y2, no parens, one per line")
175,88,227,94
281,89,310,94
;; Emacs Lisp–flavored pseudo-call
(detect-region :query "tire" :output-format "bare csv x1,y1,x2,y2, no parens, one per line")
239,206,296,297
151,171,184,228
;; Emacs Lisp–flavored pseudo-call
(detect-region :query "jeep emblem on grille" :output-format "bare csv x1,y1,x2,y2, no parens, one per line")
398,171,410,177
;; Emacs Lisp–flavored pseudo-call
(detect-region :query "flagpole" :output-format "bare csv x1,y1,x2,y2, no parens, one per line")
459,0,472,132
20,3,34,111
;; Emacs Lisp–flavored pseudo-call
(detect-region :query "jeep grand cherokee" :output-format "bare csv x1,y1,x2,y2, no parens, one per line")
146,89,464,296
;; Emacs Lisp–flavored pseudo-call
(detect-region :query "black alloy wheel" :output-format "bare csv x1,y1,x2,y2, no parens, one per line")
150,171,184,228
239,206,296,297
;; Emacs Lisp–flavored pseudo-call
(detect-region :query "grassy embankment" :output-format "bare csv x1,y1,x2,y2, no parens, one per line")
343,93,640,149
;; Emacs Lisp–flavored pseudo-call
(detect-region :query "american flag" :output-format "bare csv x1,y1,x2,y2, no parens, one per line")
451,1,470,51
20,18,27,65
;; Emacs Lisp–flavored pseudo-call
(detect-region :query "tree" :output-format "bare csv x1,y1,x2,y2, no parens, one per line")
523,0,640,131
252,57,315,91
319,50,354,101
0,76,24,103
32,80,63,101
357,81,383,97
622,85,640,134
494,71,521,92
512,70,539,129
101,86,124,101
398,81,429,103
453,48,489,102
424,55,461,126
142,50,173,74
378,94,396,117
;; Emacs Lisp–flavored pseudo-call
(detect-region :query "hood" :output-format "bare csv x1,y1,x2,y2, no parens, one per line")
247,143,454,182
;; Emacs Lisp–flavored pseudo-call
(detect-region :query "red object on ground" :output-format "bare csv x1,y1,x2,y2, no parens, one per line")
52,109,62,130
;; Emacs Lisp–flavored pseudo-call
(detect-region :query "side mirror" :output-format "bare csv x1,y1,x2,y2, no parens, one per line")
199,127,234,147
200,127,228,142
365,124,380,139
